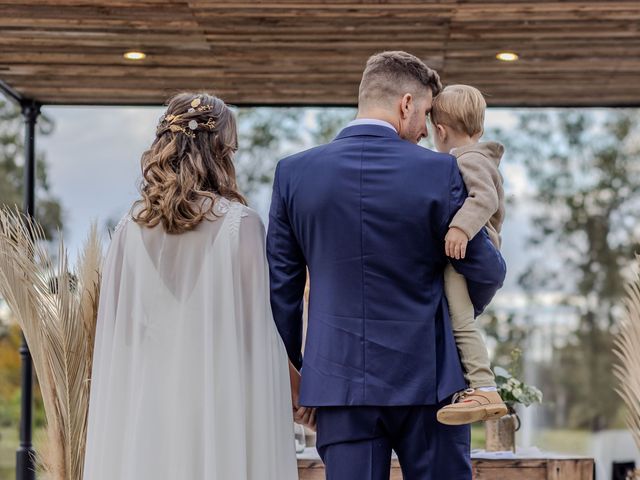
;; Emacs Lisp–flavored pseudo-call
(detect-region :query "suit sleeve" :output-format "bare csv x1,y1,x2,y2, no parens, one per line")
445,159,507,316
266,162,307,370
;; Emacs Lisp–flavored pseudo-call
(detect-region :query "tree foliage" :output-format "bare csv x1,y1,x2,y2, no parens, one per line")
234,107,355,199
0,97,62,238
0,95,59,430
493,109,640,430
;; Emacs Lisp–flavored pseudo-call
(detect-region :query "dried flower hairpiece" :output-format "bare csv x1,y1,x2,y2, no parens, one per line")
158,98,216,138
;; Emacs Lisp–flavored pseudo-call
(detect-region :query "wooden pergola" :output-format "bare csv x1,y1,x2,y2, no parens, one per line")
1,2,640,479
2,0,640,107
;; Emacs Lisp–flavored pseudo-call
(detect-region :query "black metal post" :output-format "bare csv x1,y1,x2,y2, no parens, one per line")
16,100,40,480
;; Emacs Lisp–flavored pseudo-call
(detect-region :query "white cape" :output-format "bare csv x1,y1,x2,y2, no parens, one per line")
83,199,298,480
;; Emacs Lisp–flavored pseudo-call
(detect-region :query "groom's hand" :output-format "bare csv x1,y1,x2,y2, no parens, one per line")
445,227,469,259
288,361,317,431
294,407,317,432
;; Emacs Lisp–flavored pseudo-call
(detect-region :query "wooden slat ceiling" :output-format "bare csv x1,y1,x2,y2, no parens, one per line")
1,0,639,106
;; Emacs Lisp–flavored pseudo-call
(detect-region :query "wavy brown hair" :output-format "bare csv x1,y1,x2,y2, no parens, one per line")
133,92,246,234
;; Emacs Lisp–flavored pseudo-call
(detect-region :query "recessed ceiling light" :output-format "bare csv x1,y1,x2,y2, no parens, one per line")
496,52,519,62
124,51,146,61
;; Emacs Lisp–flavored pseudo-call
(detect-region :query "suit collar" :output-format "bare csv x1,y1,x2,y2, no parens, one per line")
334,124,400,141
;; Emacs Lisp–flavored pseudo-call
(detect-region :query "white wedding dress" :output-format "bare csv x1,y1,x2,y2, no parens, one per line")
82,198,298,480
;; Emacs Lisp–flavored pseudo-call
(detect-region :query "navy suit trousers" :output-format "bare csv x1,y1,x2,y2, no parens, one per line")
316,403,471,480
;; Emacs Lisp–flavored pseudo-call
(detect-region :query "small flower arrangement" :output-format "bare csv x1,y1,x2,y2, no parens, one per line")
493,349,543,408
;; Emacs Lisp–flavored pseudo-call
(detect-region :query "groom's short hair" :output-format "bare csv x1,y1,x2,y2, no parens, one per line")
358,51,442,108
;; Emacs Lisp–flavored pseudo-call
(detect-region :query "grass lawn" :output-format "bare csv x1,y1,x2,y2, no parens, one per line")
472,425,591,454
471,424,485,449
0,427,18,480
532,429,592,455
0,427,46,480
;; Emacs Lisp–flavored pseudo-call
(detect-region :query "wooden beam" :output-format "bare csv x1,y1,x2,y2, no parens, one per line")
1,0,639,106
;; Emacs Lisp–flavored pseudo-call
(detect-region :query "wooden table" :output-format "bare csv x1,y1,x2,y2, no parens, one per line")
297,450,595,479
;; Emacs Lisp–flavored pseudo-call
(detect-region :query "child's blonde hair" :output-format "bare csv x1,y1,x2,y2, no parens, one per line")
431,84,486,137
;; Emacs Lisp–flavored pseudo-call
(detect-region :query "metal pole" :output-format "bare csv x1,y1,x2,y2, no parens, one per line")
16,100,40,480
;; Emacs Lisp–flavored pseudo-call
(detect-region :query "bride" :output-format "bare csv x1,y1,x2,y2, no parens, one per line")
82,92,301,480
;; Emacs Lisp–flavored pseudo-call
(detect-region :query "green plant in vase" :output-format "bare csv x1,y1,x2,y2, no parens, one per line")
495,348,543,409
486,348,543,452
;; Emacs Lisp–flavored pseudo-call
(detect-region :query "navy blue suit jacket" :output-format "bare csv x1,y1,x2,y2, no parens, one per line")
267,124,506,407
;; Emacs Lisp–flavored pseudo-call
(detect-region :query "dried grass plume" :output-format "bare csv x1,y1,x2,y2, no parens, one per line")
613,254,640,456
0,207,102,480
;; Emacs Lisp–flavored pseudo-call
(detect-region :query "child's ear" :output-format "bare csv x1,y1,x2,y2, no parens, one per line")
436,124,447,140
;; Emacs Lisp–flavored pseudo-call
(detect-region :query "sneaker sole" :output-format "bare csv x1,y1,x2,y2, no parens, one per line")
436,403,509,426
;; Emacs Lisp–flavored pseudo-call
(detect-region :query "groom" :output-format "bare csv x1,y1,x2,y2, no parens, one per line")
267,51,506,479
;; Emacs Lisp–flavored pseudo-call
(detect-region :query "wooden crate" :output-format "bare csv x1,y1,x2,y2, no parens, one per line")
298,457,595,480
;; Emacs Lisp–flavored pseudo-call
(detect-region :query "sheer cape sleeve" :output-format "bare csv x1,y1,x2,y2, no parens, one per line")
82,202,298,480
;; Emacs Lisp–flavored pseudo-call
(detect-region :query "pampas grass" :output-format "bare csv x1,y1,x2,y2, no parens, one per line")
0,207,102,480
613,254,640,458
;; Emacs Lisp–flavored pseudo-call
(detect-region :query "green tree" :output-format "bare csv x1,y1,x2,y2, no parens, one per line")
311,108,356,144
0,94,60,431
497,110,640,430
0,324,45,429
0,97,62,237
235,108,305,199
480,309,530,373
234,107,355,199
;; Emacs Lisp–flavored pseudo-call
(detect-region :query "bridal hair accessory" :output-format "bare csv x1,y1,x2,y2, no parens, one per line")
157,97,216,138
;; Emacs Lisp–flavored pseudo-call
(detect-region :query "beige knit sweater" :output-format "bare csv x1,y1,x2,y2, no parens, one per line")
449,141,505,249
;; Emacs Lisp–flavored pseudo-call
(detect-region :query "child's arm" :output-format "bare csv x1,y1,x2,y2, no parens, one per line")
447,151,501,258
444,160,506,317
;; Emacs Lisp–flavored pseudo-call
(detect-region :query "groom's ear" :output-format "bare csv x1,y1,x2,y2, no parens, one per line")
400,93,413,119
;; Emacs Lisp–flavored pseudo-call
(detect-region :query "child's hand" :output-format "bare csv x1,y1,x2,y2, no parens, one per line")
445,227,469,259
